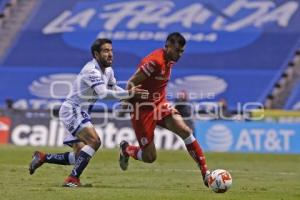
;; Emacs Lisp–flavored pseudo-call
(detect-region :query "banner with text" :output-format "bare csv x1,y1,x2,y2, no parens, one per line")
195,121,300,154
2,109,300,154
2,109,185,150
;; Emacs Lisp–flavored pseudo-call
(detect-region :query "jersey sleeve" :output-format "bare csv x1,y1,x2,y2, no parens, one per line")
107,68,117,89
94,84,129,100
82,68,104,89
138,60,159,77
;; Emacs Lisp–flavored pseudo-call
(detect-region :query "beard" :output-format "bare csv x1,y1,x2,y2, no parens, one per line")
99,58,112,67
172,56,180,62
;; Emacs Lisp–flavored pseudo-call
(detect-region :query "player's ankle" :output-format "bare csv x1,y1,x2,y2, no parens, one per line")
200,166,209,176
38,152,46,162
121,147,129,156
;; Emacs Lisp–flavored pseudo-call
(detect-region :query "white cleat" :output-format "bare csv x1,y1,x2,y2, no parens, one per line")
119,140,129,171
203,170,211,188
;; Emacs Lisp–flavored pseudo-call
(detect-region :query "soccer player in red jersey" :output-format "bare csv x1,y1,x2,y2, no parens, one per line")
119,32,211,187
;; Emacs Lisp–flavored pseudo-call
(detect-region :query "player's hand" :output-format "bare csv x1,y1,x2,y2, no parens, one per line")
129,85,149,99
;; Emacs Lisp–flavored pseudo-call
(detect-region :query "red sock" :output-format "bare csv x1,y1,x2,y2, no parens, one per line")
125,145,140,160
186,140,208,176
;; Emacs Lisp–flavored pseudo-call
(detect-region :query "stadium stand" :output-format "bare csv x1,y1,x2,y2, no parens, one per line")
0,0,300,111
284,80,300,110
0,0,12,13
0,0,13,27
265,49,300,109
0,0,18,19
282,50,300,110
0,0,37,60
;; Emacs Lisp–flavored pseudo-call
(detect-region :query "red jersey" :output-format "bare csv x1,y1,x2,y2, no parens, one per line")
133,48,174,105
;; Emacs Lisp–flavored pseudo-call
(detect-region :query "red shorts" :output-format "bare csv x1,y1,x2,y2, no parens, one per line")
131,102,178,149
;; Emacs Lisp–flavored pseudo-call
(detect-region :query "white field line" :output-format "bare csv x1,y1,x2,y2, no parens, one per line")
130,168,297,176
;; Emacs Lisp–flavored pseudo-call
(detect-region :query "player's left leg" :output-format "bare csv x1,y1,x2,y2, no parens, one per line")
29,142,84,175
45,142,84,164
161,113,210,187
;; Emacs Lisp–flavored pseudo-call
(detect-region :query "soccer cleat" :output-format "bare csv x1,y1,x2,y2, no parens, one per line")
119,140,129,171
62,176,81,187
203,170,211,188
29,151,46,175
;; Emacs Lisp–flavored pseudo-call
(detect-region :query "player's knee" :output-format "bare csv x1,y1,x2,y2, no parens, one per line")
143,152,157,163
184,126,193,135
178,126,193,139
89,136,101,151
73,147,81,156
94,137,101,150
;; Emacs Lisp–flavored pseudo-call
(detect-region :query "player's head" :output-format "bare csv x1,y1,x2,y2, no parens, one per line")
165,32,186,62
91,38,113,68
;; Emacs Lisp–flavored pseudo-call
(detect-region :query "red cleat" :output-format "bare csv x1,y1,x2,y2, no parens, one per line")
29,151,46,175
63,176,81,187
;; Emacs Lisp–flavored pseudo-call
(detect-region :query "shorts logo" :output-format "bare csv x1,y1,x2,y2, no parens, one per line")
81,112,89,119
140,137,149,146
0,117,12,144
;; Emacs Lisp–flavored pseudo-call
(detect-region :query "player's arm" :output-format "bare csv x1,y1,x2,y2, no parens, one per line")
84,69,147,100
127,69,148,90
108,69,149,99
94,84,145,100
127,61,157,90
113,85,127,92
93,74,148,100
107,69,132,93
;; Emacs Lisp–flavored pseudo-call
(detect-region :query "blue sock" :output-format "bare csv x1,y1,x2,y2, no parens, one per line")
70,145,95,178
45,152,75,165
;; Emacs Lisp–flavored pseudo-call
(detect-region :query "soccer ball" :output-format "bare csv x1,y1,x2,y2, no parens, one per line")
208,169,232,193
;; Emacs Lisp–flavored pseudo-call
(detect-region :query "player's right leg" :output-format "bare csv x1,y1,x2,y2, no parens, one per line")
161,113,210,187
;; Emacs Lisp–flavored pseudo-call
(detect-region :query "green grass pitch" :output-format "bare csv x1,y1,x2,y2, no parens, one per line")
0,145,300,200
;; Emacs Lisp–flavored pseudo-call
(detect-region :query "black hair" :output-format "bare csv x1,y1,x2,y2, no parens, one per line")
91,38,112,58
166,32,186,47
